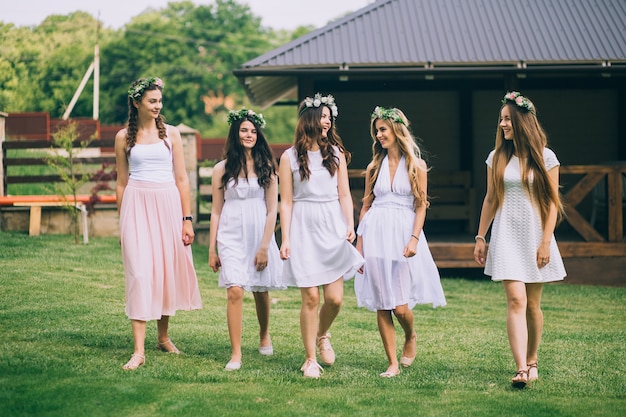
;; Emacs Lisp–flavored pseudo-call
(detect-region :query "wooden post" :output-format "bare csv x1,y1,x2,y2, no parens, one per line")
0,111,7,196
176,123,198,222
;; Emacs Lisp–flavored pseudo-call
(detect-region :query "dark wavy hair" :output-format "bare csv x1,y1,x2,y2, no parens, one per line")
293,100,350,180
221,116,276,190
125,78,166,156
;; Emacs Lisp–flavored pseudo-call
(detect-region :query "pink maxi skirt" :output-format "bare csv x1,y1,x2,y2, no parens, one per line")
119,179,202,321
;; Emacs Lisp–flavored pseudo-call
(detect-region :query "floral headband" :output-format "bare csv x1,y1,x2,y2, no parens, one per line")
301,93,338,118
227,108,266,129
502,91,535,114
371,106,405,125
128,77,163,100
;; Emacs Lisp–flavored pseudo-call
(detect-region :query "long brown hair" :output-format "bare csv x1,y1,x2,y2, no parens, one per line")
221,116,276,190
491,101,564,226
364,108,428,211
293,99,350,180
125,78,167,156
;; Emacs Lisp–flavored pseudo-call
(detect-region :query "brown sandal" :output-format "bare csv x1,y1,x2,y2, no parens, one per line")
512,369,528,388
527,363,538,381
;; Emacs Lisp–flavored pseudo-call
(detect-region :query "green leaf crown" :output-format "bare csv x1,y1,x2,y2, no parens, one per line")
128,77,163,100
371,106,405,125
227,108,266,129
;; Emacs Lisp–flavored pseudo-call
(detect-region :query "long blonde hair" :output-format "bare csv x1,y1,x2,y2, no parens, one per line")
364,107,428,211
491,100,564,226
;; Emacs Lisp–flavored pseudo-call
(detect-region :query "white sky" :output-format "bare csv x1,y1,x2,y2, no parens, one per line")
2,0,376,30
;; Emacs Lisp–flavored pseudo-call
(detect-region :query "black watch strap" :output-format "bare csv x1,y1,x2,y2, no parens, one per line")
183,215,193,222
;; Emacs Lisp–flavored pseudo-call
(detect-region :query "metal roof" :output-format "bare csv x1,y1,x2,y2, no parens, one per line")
235,0,626,106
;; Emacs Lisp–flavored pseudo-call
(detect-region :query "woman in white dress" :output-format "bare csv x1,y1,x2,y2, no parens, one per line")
355,107,446,378
279,94,364,378
474,92,566,388
209,109,284,371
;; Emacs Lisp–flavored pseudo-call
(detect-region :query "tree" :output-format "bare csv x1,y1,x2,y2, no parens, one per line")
0,1,309,142
45,122,92,244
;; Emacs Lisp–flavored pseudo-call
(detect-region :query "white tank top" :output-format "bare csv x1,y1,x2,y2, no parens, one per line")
128,132,174,183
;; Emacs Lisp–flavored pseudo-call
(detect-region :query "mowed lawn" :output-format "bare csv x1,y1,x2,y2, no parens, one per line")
0,231,624,417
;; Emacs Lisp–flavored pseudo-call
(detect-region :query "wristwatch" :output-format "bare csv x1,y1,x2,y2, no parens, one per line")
183,215,193,222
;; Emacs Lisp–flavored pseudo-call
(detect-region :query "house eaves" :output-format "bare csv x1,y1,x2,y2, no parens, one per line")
234,0,626,107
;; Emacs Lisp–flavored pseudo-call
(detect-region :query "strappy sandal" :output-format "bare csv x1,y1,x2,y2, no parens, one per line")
380,367,400,378
512,369,528,388
400,332,417,368
527,363,538,381
122,353,145,370
156,338,180,354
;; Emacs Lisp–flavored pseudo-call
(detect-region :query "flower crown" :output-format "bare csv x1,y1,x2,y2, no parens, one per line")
227,108,266,129
371,106,405,125
128,77,163,100
502,91,535,114
301,93,338,118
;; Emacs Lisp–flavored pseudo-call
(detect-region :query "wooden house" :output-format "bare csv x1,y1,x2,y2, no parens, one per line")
233,0,626,284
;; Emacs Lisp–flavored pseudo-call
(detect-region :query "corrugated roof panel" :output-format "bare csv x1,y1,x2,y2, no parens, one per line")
241,0,626,69
236,0,626,106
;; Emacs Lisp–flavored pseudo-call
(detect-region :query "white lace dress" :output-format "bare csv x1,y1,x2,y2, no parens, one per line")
355,156,446,311
217,177,285,291
281,146,364,288
484,148,566,282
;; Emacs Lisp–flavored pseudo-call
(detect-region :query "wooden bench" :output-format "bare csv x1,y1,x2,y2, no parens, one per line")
0,194,116,243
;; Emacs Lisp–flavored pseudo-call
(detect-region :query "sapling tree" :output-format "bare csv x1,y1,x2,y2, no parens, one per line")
46,122,92,244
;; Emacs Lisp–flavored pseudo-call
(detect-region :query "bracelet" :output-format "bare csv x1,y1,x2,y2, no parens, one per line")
411,234,419,241
474,235,486,243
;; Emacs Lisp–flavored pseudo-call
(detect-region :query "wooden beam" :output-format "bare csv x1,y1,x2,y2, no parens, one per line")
563,172,604,206
558,242,626,257
563,205,605,242
607,170,623,242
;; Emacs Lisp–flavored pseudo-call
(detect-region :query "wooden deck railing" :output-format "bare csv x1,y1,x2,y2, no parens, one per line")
560,163,626,243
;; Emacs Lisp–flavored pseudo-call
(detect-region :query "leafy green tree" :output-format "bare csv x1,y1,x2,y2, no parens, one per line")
1,1,311,142
99,0,273,131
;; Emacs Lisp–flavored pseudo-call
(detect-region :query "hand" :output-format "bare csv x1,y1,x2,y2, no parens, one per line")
474,241,486,265
209,252,221,272
403,239,417,258
346,228,356,243
182,222,195,246
279,242,290,260
536,242,550,268
255,248,269,271
356,238,364,274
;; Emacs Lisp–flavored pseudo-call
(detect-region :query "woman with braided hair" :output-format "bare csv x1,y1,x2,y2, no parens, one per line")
474,92,566,388
355,106,445,378
115,77,202,370
279,93,364,378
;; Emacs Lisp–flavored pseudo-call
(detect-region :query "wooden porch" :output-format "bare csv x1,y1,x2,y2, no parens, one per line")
424,164,626,286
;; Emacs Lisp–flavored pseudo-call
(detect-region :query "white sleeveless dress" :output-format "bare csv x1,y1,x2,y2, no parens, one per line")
355,156,446,311
281,146,364,288
484,148,566,282
217,177,284,291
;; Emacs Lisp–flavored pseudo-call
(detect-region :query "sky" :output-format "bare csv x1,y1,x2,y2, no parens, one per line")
2,0,376,30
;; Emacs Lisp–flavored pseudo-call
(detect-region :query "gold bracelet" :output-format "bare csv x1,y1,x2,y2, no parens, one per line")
474,235,486,243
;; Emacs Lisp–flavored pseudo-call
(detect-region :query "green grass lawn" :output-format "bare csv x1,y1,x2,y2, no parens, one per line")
0,231,624,417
